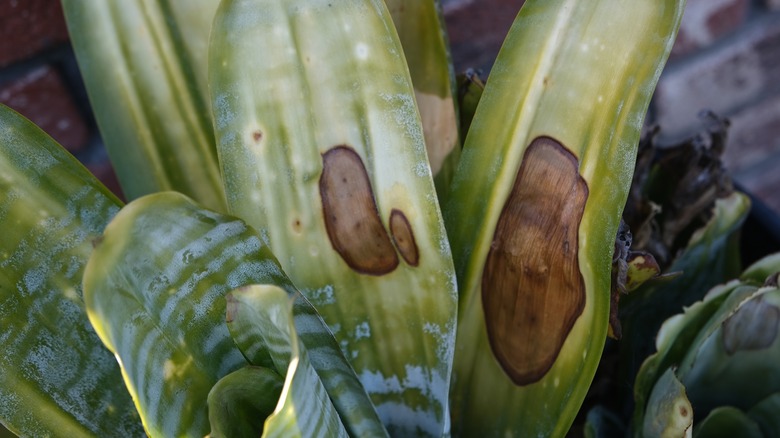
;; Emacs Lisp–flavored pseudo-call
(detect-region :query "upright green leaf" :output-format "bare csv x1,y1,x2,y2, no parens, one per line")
82,192,292,436
62,0,226,211
0,105,141,436
444,0,685,436
210,1,458,435
385,0,461,196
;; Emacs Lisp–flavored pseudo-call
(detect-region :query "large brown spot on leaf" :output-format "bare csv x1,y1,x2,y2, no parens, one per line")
320,146,398,275
389,209,419,267
482,136,588,386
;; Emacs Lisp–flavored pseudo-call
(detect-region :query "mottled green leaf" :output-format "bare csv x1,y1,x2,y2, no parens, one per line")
82,192,292,436
0,104,142,436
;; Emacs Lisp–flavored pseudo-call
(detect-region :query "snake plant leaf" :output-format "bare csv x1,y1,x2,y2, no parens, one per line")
226,289,388,437
741,252,780,286
207,366,285,438
677,286,780,415
694,406,763,438
443,0,684,435
641,368,693,438
62,0,226,211
385,0,460,196
82,192,297,437
226,286,350,438
618,192,750,398
745,392,780,436
0,105,142,436
210,1,457,435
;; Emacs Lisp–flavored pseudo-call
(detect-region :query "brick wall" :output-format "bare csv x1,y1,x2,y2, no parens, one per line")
1,0,778,214
0,0,122,197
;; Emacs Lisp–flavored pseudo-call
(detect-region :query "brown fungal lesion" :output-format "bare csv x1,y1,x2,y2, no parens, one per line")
319,145,399,275
389,209,419,267
482,136,588,386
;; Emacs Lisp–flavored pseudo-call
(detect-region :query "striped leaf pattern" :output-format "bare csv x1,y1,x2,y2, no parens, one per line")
82,192,291,436
227,286,349,438
62,0,226,211
228,291,387,437
209,1,458,435
0,105,142,436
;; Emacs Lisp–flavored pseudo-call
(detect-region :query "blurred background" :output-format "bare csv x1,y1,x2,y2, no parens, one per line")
1,0,779,214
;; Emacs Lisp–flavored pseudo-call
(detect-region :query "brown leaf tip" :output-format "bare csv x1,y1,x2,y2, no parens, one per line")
319,145,398,275
389,209,419,267
482,136,588,386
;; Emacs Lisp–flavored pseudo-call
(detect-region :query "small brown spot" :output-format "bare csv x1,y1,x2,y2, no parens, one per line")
679,406,689,417
253,130,263,142
389,209,419,267
482,136,588,385
319,146,398,275
291,218,302,233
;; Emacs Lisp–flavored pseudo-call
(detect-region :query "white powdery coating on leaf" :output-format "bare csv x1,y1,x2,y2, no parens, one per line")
303,284,336,306
374,401,441,437
359,363,449,435
353,321,371,340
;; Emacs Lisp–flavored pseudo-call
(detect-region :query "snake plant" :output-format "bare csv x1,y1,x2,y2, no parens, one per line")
1,0,686,436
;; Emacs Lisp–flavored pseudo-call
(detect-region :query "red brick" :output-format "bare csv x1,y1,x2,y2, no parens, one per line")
0,66,89,152
671,0,749,58
654,16,780,143
0,0,69,66
722,92,780,174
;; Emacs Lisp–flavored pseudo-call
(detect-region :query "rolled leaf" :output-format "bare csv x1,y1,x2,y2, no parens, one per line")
62,0,226,211
207,366,284,438
444,0,685,435
227,290,388,437
226,286,349,438
0,105,141,436
210,1,458,435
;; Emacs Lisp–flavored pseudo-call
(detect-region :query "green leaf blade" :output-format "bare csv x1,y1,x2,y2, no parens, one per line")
209,1,458,435
444,0,686,436
82,192,291,436
62,0,226,211
0,104,141,437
